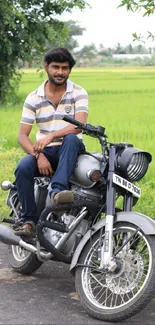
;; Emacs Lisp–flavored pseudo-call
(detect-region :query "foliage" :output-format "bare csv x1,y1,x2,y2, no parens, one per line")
0,0,86,104
76,44,98,63
74,42,152,67
46,20,86,53
119,1,155,42
0,148,24,221
119,0,155,16
63,20,86,51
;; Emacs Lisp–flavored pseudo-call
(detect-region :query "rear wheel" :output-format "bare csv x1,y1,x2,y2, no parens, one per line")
8,245,42,274
75,222,155,322
7,188,43,275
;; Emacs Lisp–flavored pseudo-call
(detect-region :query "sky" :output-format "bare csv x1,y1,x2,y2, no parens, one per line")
58,0,155,49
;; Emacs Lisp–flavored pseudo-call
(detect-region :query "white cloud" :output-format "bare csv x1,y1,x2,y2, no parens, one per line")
58,0,155,48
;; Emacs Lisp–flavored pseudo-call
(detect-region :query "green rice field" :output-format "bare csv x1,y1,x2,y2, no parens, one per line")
0,67,155,219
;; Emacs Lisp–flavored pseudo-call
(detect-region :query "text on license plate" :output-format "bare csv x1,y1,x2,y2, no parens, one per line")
113,173,141,198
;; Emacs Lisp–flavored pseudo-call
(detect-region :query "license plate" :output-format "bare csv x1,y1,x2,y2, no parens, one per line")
113,173,141,198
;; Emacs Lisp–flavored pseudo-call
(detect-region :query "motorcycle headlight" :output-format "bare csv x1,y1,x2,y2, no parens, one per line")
116,147,152,182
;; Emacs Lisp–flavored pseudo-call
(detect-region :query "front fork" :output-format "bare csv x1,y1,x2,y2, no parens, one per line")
99,214,115,271
99,145,133,271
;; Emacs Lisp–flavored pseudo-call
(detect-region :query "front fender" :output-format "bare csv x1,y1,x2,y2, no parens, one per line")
70,211,155,273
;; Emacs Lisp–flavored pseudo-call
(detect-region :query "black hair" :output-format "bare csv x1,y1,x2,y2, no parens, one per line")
44,47,76,69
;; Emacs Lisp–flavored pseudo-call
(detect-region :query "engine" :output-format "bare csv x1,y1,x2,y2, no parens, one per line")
71,184,103,204
32,172,105,257
43,212,89,256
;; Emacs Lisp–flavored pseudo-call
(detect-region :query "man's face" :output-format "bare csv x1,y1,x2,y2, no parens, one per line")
44,61,71,86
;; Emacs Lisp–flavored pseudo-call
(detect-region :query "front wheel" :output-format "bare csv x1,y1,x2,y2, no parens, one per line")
75,222,155,322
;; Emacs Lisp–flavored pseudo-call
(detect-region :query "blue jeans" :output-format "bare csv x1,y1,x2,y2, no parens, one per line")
15,134,85,224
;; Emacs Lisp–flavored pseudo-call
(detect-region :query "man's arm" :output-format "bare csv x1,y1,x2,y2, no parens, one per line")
18,91,37,155
18,123,36,156
18,123,53,175
50,111,87,137
33,111,87,152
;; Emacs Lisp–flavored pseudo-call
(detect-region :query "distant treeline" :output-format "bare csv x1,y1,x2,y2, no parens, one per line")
18,43,155,68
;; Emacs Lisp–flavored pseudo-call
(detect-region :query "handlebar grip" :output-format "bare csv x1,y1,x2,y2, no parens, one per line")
62,115,84,128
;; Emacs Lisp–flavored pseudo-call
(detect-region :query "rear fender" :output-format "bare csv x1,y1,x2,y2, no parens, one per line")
70,211,155,273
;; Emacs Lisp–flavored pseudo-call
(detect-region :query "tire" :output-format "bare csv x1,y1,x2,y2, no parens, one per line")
8,245,42,274
7,187,43,275
75,222,155,322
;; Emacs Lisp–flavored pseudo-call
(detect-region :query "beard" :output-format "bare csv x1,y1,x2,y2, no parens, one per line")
48,74,68,86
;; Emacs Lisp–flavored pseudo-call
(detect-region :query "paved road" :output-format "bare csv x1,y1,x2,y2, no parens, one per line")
0,243,155,325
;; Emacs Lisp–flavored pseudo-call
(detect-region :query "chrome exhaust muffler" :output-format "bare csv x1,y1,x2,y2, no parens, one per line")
0,224,20,245
0,224,52,261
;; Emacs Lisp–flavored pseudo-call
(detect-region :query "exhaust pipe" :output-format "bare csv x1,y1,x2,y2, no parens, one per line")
0,224,21,245
0,224,52,261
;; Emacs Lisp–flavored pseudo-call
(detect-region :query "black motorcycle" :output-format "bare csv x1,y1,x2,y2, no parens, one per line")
0,116,155,322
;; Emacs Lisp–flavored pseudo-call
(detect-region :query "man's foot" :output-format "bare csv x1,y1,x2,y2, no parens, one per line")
51,190,74,216
14,222,36,237
52,190,74,204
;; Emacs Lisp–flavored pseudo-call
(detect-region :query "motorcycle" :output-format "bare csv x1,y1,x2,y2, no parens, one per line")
0,116,155,322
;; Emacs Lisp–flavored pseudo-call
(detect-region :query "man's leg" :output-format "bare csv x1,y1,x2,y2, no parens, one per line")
14,154,39,234
50,134,85,198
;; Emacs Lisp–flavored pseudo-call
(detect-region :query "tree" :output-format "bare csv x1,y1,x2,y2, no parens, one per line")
77,44,97,59
98,46,112,57
0,0,86,104
46,20,86,53
133,44,149,54
127,44,133,54
63,20,86,51
114,43,126,54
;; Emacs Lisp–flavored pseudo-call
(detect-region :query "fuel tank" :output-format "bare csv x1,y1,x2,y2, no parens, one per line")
70,153,106,188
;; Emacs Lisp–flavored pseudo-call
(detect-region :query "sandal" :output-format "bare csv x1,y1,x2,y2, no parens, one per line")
14,221,36,237
51,190,74,216
52,190,74,204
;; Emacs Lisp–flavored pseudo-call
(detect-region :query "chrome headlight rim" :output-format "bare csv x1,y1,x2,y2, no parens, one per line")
116,148,152,182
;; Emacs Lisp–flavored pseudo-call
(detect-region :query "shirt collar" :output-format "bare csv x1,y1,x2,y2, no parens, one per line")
36,79,73,97
66,79,73,93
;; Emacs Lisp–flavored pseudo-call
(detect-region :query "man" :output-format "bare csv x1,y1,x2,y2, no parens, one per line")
14,47,88,236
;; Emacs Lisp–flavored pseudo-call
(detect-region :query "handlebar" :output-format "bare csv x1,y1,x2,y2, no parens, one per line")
63,115,84,129
62,115,107,138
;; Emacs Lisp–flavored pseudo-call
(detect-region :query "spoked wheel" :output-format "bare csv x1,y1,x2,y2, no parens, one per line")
8,197,42,275
8,245,42,274
75,222,155,322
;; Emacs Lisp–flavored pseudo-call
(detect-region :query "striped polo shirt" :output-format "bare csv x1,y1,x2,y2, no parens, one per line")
21,79,88,146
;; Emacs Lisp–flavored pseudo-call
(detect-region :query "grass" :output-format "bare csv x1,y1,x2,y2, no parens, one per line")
0,66,155,220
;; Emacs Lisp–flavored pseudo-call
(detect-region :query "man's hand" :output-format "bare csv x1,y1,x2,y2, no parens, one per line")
37,153,54,176
34,134,53,153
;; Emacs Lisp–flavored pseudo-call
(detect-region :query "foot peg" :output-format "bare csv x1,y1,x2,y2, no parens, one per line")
2,217,15,224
